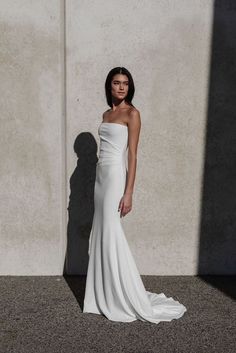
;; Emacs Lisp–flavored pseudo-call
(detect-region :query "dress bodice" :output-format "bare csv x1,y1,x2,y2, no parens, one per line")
97,123,128,166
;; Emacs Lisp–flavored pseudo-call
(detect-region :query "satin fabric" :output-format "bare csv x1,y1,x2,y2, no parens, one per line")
83,122,187,323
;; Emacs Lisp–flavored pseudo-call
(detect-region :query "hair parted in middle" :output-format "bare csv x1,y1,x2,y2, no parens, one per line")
105,67,135,108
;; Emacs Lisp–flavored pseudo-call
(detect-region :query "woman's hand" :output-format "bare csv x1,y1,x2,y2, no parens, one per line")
118,193,133,217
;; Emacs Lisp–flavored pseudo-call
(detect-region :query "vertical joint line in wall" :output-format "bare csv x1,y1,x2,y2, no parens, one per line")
60,0,67,273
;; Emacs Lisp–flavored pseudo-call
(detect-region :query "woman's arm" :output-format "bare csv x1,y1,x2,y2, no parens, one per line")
124,109,141,195
119,109,141,218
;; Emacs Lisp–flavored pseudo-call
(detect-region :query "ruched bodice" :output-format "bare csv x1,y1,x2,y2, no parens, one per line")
97,123,128,166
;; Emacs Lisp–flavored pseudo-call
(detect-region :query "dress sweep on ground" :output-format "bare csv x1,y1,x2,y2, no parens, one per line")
83,122,187,323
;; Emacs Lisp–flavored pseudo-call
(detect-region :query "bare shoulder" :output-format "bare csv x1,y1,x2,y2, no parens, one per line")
128,107,141,128
102,109,111,119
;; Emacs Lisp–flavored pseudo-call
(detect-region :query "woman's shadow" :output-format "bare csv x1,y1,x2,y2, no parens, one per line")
63,131,98,309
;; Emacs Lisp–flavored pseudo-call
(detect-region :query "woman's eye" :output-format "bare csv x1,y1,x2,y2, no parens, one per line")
113,82,128,86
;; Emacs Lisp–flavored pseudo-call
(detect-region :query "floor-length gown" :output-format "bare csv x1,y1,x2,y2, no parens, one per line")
83,122,187,323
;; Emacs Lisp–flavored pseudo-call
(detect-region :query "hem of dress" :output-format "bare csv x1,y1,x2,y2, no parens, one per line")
83,310,138,323
83,307,187,324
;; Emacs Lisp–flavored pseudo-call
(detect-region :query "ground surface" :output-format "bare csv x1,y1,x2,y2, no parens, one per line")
0,275,235,353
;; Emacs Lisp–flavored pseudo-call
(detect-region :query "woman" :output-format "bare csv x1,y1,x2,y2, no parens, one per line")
83,67,187,323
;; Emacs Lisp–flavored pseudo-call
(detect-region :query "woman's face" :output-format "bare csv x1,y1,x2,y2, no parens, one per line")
111,74,129,100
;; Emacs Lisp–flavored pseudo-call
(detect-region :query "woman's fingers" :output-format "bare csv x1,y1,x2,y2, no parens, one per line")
121,206,132,217
118,197,123,211
118,195,132,217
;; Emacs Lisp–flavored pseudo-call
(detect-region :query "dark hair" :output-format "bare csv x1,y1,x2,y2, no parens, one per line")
105,67,135,108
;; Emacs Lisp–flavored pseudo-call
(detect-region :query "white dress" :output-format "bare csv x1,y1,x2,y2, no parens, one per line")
83,122,187,323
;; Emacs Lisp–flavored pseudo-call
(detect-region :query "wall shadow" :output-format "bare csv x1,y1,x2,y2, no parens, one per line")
198,0,236,298
63,132,98,276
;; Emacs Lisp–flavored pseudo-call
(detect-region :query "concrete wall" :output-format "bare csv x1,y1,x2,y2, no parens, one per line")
0,1,66,275
66,0,212,275
1,1,234,275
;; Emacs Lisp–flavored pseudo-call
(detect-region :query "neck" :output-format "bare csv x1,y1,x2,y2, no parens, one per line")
111,99,128,111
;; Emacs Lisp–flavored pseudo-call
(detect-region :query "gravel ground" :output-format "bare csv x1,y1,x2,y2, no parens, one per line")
0,275,235,353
